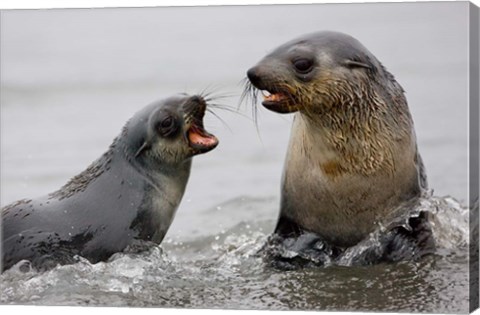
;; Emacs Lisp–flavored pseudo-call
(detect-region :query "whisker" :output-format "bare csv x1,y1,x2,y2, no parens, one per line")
205,108,233,133
204,94,237,103
198,85,237,104
239,78,255,108
209,103,252,120
239,77,263,141
198,84,219,99
208,102,238,110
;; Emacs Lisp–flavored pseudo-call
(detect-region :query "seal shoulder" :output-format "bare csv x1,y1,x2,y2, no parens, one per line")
49,133,127,201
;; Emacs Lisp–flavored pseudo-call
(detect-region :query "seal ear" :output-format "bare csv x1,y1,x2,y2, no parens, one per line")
344,60,372,70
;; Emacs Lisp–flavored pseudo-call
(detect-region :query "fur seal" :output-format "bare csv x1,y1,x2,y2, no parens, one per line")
246,31,433,265
1,94,218,272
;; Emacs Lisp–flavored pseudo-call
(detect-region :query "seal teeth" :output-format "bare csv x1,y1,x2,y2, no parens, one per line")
262,90,277,102
263,91,284,102
261,90,271,97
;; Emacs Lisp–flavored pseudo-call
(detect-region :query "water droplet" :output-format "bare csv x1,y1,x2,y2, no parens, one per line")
216,206,222,210
214,235,220,240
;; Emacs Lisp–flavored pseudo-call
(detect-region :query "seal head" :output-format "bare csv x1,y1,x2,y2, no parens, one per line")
130,94,219,165
247,31,400,115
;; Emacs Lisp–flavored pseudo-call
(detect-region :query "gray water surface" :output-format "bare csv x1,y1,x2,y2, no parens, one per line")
0,3,472,312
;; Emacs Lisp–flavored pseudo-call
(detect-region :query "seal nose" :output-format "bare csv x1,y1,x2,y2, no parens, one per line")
190,95,203,104
183,95,206,114
247,67,262,86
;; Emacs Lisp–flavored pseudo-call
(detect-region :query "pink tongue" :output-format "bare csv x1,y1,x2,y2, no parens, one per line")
189,131,217,146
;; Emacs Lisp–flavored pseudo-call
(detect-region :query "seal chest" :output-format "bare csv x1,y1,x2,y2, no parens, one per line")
246,31,427,248
1,94,219,272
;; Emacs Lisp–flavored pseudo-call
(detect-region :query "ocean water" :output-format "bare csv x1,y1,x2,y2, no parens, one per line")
0,2,473,312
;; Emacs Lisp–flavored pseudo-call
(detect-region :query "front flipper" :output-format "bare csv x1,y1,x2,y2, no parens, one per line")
263,212,435,269
337,211,435,265
263,216,343,269
381,211,435,262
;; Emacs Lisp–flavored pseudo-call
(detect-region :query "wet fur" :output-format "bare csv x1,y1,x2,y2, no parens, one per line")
246,31,432,264
1,95,214,272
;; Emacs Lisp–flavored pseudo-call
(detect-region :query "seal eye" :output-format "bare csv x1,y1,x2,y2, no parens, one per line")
161,117,174,129
293,58,314,73
157,116,179,138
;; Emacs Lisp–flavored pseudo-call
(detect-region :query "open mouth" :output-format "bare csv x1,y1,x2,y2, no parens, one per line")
186,103,218,154
260,90,296,114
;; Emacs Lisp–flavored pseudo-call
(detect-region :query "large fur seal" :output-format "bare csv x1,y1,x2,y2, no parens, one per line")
1,94,218,272
246,31,433,266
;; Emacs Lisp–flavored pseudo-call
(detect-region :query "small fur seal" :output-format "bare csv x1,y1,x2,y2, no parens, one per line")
246,31,433,266
1,94,218,272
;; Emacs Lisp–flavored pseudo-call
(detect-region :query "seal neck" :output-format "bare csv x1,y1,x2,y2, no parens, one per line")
295,96,407,176
112,134,192,190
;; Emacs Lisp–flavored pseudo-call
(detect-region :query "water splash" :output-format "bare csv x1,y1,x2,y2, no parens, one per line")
264,192,470,268
0,195,470,312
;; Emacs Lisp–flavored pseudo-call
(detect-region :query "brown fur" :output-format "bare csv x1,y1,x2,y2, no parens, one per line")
247,31,426,247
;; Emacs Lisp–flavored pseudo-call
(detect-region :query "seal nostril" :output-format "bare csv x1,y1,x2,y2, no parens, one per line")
247,68,261,85
190,95,202,104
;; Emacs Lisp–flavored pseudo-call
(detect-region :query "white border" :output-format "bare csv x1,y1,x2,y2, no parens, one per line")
0,0,478,10
0,1,478,315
